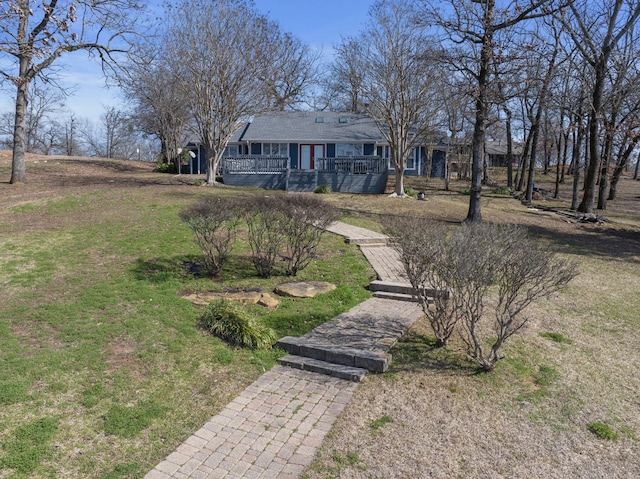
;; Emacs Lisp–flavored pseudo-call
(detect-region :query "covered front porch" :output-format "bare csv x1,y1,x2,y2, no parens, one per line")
222,155,388,193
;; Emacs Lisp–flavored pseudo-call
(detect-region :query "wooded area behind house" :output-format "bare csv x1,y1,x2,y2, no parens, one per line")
1,0,640,218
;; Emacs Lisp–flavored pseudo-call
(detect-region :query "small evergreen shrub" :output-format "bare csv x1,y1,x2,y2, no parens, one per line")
459,187,471,195
314,184,331,194
404,187,417,197
153,161,176,174
200,299,277,349
493,186,512,195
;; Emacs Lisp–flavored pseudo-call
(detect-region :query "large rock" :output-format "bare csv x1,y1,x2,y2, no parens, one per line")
182,291,280,308
275,281,337,298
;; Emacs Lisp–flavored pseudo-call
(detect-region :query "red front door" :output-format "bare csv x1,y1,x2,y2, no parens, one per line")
300,144,324,169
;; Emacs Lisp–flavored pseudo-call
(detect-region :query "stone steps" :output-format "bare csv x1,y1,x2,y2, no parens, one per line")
372,291,418,302
275,336,391,373
278,355,368,382
345,237,389,247
369,280,445,300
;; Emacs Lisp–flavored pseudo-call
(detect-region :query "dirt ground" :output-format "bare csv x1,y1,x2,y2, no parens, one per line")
2,152,640,479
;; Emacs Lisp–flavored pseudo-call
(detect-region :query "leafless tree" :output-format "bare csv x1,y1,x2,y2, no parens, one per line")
252,19,321,111
0,0,145,183
385,216,458,347
424,0,563,222
119,39,190,173
559,0,640,213
322,38,368,112
166,0,313,185
453,224,577,371
79,106,135,159
335,0,444,197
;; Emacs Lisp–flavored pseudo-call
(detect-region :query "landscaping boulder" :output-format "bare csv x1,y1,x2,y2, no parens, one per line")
182,291,280,308
275,281,336,298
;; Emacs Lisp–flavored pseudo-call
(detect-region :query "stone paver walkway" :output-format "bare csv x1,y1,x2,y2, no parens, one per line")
145,221,422,479
146,367,356,479
326,221,407,283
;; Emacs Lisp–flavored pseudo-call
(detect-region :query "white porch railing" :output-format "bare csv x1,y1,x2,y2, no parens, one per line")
315,156,387,174
223,155,289,173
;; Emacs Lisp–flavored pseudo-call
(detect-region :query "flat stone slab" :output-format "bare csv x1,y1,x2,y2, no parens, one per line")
182,291,281,308
300,297,423,354
278,355,368,382
275,281,336,298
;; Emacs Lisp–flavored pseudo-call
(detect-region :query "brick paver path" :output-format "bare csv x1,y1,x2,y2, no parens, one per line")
326,221,408,283
145,367,357,479
145,221,420,479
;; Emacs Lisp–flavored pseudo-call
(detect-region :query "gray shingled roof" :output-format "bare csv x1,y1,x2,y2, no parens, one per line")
238,111,383,143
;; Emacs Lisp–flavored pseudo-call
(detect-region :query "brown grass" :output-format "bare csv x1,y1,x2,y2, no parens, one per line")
304,171,640,478
2,153,639,478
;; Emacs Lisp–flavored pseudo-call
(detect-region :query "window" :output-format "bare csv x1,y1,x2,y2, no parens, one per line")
336,143,364,156
380,146,416,170
315,116,324,123
339,117,348,123
223,145,239,157
262,143,288,156
407,148,416,170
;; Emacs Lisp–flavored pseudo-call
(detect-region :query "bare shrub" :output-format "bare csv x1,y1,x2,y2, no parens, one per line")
385,216,457,347
179,197,243,277
387,219,577,371
280,194,340,276
244,196,287,278
449,224,577,371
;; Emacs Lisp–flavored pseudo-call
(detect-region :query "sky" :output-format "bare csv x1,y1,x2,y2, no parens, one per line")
1,0,375,124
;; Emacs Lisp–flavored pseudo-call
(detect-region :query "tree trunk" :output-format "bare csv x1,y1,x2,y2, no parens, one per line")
609,136,640,200
525,123,540,204
205,146,220,185
505,109,514,190
10,78,30,184
578,62,606,213
465,6,494,224
394,167,405,196
570,121,584,210
597,154,610,210
560,130,569,184
634,150,640,180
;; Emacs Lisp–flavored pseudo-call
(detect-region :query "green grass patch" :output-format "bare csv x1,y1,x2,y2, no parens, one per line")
103,399,166,438
97,463,144,479
492,186,512,195
539,331,572,344
0,178,374,477
0,417,59,475
587,421,619,440
369,415,393,430
11,203,40,214
0,381,29,406
534,365,561,387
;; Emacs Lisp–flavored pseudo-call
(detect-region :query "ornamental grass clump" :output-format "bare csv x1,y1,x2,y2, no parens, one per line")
200,299,277,349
